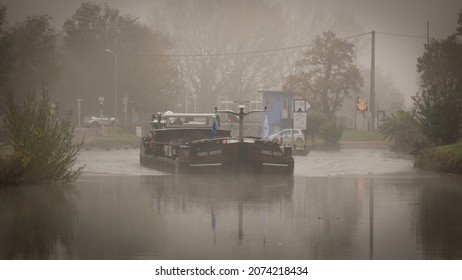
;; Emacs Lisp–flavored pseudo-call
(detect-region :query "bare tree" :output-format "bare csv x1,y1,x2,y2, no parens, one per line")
149,0,365,112
150,0,290,111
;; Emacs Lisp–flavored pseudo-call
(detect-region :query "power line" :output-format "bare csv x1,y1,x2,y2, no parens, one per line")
376,31,427,40
163,32,373,57
57,31,428,59
57,32,373,58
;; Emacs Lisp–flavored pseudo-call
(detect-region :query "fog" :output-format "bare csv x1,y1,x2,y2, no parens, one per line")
3,0,461,112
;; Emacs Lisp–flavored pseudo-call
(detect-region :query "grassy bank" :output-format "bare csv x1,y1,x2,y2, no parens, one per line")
305,129,385,148
341,129,383,141
75,126,386,150
75,126,140,150
414,142,462,174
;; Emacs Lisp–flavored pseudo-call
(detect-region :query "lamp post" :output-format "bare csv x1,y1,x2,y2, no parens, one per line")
76,99,82,127
106,49,118,122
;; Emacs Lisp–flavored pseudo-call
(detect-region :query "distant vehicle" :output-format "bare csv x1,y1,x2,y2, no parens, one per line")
83,114,119,127
268,129,305,147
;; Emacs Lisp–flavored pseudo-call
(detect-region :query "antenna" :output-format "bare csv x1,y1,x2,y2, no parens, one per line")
215,102,267,141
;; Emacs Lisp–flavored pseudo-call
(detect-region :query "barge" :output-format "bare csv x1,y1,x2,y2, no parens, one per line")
140,106,294,175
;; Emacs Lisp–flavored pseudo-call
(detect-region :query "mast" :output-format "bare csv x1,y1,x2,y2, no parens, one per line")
215,103,266,141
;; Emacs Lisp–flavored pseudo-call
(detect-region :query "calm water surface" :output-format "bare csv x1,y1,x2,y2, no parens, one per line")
1,148,462,259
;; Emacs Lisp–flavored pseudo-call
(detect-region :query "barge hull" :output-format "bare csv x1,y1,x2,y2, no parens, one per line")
140,154,294,175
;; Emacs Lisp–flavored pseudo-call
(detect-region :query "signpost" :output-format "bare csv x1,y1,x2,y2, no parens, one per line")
293,112,307,129
122,94,128,125
293,99,311,129
294,99,311,113
98,97,104,117
293,99,311,150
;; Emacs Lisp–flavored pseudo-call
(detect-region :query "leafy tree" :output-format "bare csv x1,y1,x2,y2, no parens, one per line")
0,3,10,89
379,110,422,152
0,87,84,184
414,10,462,146
321,122,343,146
284,31,363,122
60,2,182,117
305,110,326,143
0,4,5,28
1,14,58,100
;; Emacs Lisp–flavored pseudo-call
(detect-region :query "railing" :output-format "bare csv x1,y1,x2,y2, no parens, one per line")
142,137,189,160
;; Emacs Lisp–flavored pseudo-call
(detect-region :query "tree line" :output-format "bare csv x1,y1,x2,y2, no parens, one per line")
380,9,462,151
1,1,407,124
0,2,182,120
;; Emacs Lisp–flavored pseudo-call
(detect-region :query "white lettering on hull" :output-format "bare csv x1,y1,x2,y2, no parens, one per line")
197,150,222,157
262,163,288,167
261,150,283,156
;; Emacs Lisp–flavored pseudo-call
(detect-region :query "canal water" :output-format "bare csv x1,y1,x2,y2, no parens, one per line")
1,148,462,259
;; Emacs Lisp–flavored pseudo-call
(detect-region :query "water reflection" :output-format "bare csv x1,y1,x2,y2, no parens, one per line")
0,184,77,259
1,173,462,259
417,176,462,259
139,175,295,259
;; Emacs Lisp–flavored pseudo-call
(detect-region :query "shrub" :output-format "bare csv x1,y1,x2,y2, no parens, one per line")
305,111,327,143
0,89,84,184
321,123,343,146
379,110,423,152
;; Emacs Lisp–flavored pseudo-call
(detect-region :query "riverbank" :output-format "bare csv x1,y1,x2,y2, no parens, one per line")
73,127,139,150
414,142,462,174
306,129,388,150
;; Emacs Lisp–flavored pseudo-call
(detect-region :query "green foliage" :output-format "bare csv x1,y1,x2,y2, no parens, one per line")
414,142,462,174
414,9,462,146
61,2,182,116
84,126,140,148
0,88,84,184
1,3,182,120
379,110,423,152
0,12,57,101
341,129,383,141
321,122,344,146
0,3,10,89
305,111,326,142
283,31,363,122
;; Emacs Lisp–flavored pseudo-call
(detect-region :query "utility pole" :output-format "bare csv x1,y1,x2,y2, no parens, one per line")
427,20,430,45
370,31,376,130
106,49,118,121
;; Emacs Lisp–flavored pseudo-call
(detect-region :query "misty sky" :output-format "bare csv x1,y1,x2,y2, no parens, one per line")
3,0,461,107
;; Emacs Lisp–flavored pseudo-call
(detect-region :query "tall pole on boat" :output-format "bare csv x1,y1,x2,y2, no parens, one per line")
238,105,245,142
215,104,266,142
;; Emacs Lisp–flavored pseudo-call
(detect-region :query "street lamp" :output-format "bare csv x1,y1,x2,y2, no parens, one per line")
76,99,82,127
106,49,118,121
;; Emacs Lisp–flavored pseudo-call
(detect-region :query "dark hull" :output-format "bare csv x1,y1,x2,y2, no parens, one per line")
140,139,294,175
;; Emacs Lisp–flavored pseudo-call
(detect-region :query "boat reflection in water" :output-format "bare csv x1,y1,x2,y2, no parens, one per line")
140,174,295,259
1,173,462,259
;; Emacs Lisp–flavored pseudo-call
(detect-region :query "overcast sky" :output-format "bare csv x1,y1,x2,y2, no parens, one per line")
3,0,461,107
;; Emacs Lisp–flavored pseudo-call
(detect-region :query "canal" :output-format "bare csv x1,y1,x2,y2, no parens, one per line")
1,148,462,259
